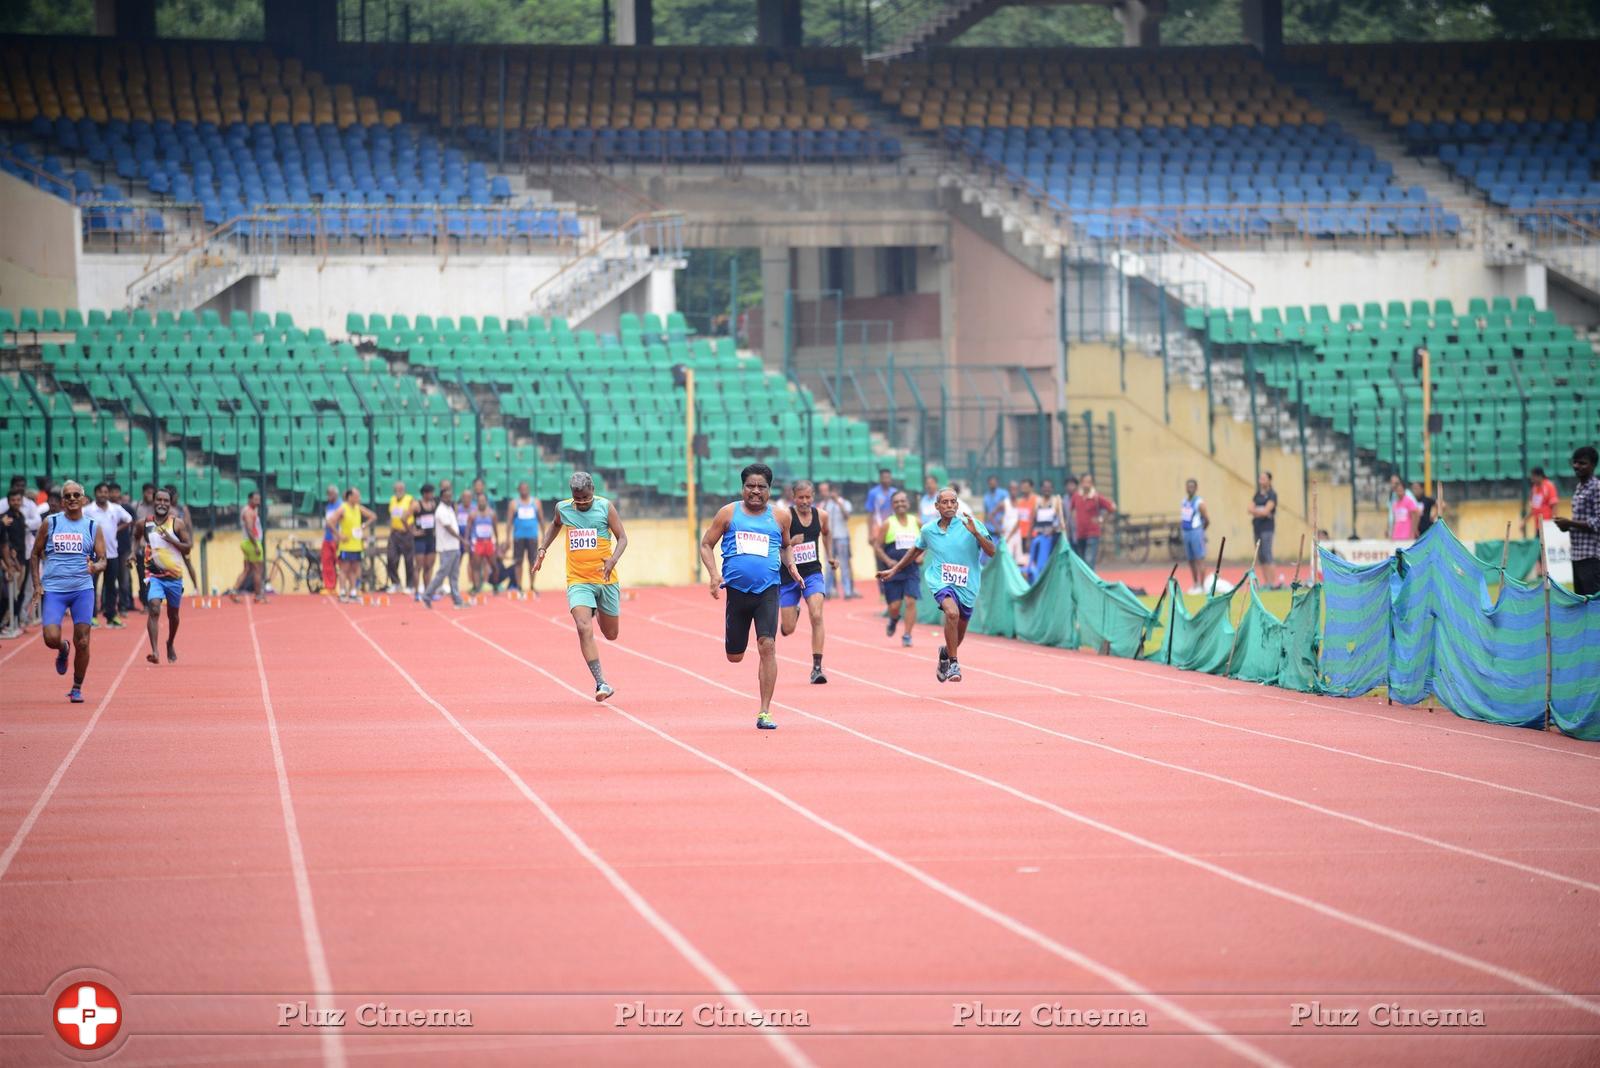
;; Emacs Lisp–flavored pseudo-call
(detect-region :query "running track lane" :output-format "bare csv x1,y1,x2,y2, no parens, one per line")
4,592,1598,1064
542,588,1599,1063
353,602,1271,1066
0,611,329,1065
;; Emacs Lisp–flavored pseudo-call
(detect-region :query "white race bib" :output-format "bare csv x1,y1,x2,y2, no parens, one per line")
939,563,969,588
569,528,599,551
894,532,917,551
735,529,770,556
1036,507,1057,525
53,531,85,554
418,514,435,530
517,505,538,520
792,541,817,565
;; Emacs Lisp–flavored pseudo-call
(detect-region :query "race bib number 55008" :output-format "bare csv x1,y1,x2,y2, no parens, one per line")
569,528,599,551
939,563,970,588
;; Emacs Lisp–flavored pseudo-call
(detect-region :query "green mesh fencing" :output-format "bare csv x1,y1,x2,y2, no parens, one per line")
1319,523,1600,739
967,538,1155,655
1471,537,1542,583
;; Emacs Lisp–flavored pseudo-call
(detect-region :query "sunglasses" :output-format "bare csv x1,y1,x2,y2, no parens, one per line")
63,491,85,500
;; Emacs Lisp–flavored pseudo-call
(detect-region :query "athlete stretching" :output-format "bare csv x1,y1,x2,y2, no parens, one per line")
142,487,191,664
533,471,628,701
700,463,803,729
877,486,995,683
778,480,837,683
29,480,108,702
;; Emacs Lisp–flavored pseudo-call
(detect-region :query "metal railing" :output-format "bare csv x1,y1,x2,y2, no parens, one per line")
526,211,685,324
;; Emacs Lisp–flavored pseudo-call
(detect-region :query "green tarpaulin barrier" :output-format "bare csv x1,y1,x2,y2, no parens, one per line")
1471,537,1541,583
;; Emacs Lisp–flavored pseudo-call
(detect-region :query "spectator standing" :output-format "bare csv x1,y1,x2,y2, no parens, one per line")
422,485,467,608
1388,474,1422,542
319,484,340,595
1553,445,1599,596
110,484,135,614
817,481,857,599
917,474,940,526
131,483,155,607
982,475,1010,538
83,481,132,628
865,468,898,526
1409,480,1438,538
386,479,418,595
1249,471,1284,588
1069,474,1117,571
1526,467,1559,538
1179,478,1211,593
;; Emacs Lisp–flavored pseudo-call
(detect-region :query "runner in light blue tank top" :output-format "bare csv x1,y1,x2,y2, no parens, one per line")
28,480,108,703
507,481,544,598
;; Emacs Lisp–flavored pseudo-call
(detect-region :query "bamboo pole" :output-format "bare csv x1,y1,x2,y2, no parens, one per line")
1208,535,1227,597
1141,563,1182,662
1224,539,1262,678
1290,532,1307,587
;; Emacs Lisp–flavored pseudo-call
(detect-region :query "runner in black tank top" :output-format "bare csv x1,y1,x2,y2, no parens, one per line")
778,480,836,684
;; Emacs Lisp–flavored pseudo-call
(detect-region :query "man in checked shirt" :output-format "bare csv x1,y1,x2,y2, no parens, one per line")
1553,445,1599,596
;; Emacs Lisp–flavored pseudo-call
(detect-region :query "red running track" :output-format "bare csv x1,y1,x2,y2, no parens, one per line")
2,587,1599,1067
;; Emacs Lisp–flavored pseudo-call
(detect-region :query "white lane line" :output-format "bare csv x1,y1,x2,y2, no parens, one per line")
685,593,1600,814
840,600,1600,763
515,603,1600,1023
339,606,815,1068
247,601,347,1068
0,638,142,880
634,610,1600,895
453,613,1286,1068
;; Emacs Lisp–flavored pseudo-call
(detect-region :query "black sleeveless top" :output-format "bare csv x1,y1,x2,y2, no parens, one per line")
789,505,823,578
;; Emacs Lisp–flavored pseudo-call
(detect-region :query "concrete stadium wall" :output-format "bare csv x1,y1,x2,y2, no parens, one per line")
950,218,1059,373
0,171,80,311
73,252,572,335
1208,248,1546,312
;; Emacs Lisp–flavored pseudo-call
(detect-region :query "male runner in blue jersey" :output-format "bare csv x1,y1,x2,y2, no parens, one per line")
699,463,803,729
28,480,108,702
877,486,996,683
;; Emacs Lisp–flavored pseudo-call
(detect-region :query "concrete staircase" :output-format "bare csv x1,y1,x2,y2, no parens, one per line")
526,212,686,327
866,0,1005,60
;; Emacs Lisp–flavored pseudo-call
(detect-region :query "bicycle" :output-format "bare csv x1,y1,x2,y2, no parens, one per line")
266,538,324,594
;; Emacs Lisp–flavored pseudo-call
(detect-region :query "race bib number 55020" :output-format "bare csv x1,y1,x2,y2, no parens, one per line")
939,563,969,588
569,528,599,551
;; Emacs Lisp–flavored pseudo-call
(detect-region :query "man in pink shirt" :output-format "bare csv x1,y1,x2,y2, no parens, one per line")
1388,474,1422,542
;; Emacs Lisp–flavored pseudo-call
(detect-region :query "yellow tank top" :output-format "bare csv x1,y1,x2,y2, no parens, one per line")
389,494,415,531
338,504,365,553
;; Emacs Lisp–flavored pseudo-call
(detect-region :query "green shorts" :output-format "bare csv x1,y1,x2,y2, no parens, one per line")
567,582,622,616
240,539,263,563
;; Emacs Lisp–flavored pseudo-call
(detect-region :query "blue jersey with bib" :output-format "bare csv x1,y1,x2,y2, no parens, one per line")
720,505,781,594
42,513,97,593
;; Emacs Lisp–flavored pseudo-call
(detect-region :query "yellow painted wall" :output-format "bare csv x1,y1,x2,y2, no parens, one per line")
1068,342,1532,558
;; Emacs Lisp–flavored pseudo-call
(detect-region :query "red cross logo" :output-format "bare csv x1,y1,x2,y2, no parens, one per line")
53,981,121,1050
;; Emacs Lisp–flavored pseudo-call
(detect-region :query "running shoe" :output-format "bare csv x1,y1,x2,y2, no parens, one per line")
755,711,777,730
901,633,913,648
106,619,124,629
810,665,828,685
423,596,434,610
595,682,614,703
886,616,898,637
936,644,949,682
55,646,69,675
67,687,83,703
946,661,963,683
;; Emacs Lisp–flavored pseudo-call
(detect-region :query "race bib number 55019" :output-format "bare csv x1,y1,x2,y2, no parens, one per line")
569,528,599,551
939,563,969,588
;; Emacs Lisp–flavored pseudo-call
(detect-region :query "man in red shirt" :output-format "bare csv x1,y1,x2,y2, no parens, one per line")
1068,473,1116,571
1526,466,1559,537
1013,478,1039,549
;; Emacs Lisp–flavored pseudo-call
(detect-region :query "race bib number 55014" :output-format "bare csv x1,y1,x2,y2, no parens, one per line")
939,563,969,588
569,528,599,551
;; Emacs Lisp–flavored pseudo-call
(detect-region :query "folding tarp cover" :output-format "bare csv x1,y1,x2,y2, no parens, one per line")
970,538,1154,657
